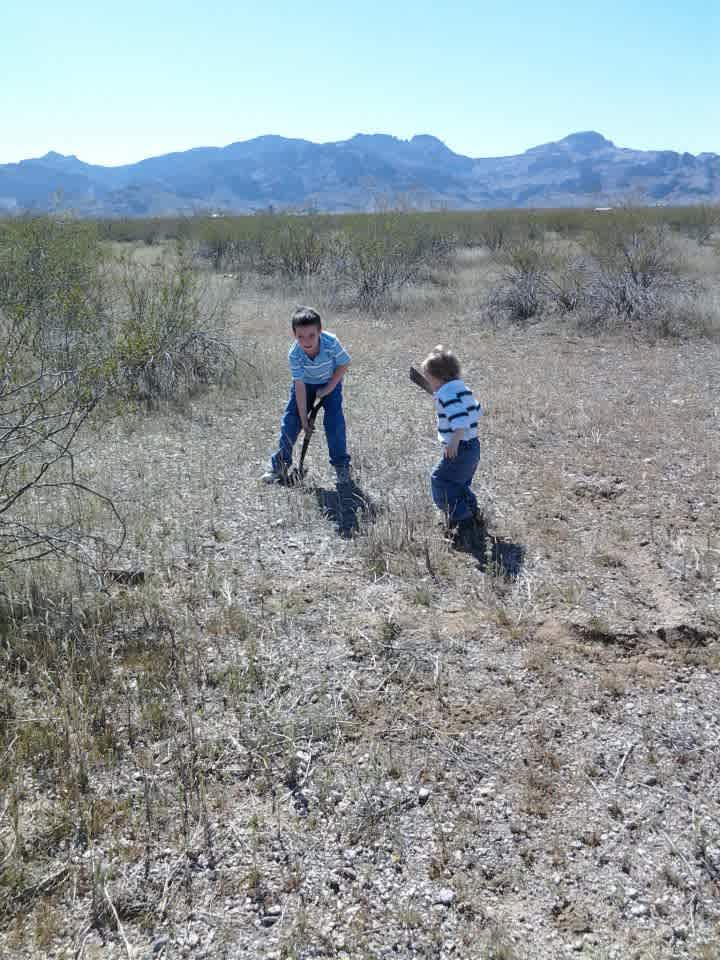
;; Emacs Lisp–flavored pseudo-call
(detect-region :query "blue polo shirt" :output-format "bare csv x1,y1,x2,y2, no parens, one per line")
288,332,351,384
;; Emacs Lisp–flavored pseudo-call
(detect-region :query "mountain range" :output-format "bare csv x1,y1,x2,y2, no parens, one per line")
1,131,718,217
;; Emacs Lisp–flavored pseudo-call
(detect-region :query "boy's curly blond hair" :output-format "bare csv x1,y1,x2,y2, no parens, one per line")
421,344,461,383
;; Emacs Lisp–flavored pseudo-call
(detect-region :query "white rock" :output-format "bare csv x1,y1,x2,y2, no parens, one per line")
435,888,456,906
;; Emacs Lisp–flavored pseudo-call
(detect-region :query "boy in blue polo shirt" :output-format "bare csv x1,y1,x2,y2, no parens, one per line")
263,307,352,485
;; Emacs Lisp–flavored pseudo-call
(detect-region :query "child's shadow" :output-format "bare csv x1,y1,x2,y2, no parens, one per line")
458,520,525,579
311,480,378,539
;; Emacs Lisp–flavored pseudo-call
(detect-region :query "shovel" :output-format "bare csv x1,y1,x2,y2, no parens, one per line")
409,365,434,394
284,398,324,486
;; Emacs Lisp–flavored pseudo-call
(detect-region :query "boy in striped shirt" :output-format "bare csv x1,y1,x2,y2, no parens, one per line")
421,345,482,546
263,307,353,485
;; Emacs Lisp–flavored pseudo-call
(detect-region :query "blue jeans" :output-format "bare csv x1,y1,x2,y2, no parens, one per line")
431,439,480,523
271,381,351,471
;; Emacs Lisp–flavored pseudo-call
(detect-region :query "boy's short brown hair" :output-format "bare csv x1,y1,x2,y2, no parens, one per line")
421,344,461,382
291,306,322,331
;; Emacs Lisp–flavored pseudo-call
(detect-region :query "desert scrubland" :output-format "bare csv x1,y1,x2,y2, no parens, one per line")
1,209,719,959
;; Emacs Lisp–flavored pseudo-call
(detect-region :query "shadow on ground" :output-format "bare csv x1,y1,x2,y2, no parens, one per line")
311,481,378,538
456,521,525,579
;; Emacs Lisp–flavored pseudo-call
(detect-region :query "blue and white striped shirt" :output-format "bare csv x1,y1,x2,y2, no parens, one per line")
289,332,351,384
434,378,482,445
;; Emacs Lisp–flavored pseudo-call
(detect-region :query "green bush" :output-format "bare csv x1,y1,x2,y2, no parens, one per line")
196,219,247,272
331,214,455,311
111,249,236,405
276,221,328,278
0,217,108,375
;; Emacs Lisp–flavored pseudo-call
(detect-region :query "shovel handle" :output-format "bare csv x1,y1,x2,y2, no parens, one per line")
298,399,324,472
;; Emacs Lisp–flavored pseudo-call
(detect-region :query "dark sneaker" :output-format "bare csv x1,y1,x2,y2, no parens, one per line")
453,515,484,551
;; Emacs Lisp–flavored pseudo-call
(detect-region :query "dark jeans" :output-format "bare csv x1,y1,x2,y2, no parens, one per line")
271,381,351,471
431,438,480,523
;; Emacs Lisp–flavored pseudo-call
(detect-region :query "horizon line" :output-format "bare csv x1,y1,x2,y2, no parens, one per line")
3,129,716,170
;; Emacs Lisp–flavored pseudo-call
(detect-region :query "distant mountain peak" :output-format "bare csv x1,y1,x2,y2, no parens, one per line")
19,150,87,172
42,150,76,161
349,133,401,145
559,131,615,151
411,134,444,144
348,133,453,153
410,134,454,153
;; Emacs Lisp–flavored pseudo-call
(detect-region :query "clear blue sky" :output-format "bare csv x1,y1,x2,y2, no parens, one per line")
3,0,718,165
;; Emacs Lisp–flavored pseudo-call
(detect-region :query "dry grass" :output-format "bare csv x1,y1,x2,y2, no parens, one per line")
1,240,719,959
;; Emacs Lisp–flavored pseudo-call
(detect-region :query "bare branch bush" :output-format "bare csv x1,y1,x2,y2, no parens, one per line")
0,219,124,573
540,250,589,313
581,210,694,333
488,240,550,323
0,365,124,568
487,212,703,338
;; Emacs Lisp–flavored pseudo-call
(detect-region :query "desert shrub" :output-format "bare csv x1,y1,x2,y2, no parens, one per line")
440,211,543,250
0,219,123,572
196,219,241,271
110,249,236,405
0,220,241,583
489,240,551,323
473,214,512,251
193,218,272,274
538,249,589,313
0,217,109,375
675,204,720,246
0,355,122,570
331,215,455,311
1,218,242,406
582,210,690,328
488,236,600,325
276,221,328,278
97,217,187,245
577,287,718,340
194,217,285,276
482,209,700,337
